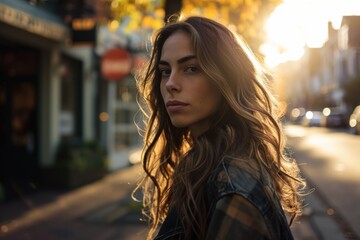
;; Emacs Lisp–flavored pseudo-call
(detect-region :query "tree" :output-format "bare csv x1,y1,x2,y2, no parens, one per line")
103,0,164,33
33,0,280,52
164,0,282,53
164,0,183,22
99,0,282,53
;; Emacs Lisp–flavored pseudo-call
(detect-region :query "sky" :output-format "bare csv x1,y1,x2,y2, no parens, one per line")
261,0,360,67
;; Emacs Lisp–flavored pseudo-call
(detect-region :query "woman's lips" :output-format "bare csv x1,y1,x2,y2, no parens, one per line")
166,100,189,112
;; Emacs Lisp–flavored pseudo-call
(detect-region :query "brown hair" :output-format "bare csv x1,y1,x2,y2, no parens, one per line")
135,16,305,239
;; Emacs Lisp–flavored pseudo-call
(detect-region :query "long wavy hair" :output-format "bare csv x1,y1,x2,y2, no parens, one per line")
135,16,305,240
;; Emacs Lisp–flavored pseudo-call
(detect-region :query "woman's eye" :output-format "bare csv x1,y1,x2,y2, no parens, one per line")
185,66,199,73
160,69,171,77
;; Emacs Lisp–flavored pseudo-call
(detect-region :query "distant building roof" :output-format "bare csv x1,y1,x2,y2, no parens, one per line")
341,16,360,27
340,16,360,48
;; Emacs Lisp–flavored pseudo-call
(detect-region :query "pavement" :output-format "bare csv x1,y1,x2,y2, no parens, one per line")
0,163,358,240
0,164,147,240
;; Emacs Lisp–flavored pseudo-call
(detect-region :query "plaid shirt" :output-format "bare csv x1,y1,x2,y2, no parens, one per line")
155,160,294,240
206,194,271,239
204,160,294,240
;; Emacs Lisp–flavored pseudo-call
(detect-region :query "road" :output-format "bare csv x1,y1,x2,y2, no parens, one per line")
1,124,358,240
285,124,360,238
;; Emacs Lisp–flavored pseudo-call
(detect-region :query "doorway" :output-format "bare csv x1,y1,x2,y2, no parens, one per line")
0,44,40,202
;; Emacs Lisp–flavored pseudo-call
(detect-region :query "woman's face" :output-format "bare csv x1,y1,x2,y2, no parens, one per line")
159,30,222,137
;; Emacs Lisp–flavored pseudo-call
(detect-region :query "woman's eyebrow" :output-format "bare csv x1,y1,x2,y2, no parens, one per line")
159,55,196,66
178,55,196,64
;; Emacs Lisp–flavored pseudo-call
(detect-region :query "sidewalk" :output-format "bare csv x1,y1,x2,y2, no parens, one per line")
291,179,355,240
0,164,353,240
0,164,147,240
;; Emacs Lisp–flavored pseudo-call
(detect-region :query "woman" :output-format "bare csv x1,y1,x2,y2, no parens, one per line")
135,16,305,240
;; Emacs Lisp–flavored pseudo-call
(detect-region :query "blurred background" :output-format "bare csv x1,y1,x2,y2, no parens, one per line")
0,0,359,239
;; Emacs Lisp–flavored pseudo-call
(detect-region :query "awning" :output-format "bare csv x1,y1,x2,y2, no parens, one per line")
0,0,70,43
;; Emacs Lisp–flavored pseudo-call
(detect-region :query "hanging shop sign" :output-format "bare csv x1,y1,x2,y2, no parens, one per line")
71,18,96,45
101,48,132,81
0,3,69,42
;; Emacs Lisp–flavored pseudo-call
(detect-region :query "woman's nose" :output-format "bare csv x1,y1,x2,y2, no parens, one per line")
166,72,181,92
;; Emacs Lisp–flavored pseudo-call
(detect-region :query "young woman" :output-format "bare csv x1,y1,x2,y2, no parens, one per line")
135,16,305,240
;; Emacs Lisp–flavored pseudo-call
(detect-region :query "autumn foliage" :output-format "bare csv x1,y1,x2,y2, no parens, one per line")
181,0,282,51
104,0,282,52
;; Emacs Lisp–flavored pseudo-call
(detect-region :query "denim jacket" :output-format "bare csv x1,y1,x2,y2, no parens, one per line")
154,160,294,240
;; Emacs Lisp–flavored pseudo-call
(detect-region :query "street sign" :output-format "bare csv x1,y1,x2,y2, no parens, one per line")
101,48,131,81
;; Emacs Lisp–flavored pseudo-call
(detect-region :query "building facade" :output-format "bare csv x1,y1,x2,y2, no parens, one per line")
278,15,360,115
0,0,99,201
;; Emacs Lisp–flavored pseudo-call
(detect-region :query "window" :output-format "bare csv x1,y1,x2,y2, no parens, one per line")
59,54,83,141
112,76,140,150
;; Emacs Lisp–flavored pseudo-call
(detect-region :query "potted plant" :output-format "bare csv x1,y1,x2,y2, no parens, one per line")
43,140,108,189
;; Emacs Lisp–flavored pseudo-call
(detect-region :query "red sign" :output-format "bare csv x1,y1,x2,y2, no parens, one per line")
101,48,131,80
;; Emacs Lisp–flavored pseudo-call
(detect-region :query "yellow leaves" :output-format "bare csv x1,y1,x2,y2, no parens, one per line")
219,7,229,25
124,18,140,34
203,3,218,19
103,0,164,34
182,3,198,17
108,19,120,31
102,0,281,53
180,0,282,53
154,8,165,18
141,14,164,29
142,15,154,28
152,18,165,29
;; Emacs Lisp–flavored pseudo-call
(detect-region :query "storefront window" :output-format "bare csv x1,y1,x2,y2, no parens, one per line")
112,76,140,150
59,54,83,141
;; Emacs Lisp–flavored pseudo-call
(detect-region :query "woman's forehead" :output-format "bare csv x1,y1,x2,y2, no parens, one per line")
160,31,195,61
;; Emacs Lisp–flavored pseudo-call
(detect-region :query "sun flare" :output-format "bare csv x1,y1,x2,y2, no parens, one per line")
262,0,360,68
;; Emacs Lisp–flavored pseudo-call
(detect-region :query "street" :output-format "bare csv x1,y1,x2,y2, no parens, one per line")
1,124,360,240
285,124,360,239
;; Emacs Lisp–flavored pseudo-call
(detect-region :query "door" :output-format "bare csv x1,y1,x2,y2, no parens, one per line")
0,46,39,202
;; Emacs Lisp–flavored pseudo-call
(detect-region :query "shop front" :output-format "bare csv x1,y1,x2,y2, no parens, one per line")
0,0,70,201
0,43,41,200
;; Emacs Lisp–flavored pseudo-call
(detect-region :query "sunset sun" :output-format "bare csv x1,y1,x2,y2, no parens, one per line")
262,0,360,68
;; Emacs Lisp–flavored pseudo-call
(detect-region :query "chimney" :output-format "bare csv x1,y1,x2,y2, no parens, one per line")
328,21,335,41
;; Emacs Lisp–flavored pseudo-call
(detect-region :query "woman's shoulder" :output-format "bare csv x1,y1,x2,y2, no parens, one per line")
207,158,270,209
209,158,259,192
206,159,294,240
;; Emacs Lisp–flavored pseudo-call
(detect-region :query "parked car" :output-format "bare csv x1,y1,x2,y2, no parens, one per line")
321,107,347,128
349,105,360,134
289,107,306,124
301,111,323,127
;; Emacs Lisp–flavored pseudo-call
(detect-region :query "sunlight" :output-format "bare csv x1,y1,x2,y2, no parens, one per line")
262,0,360,68
261,5,306,67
